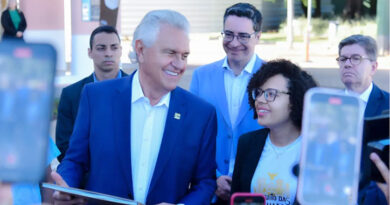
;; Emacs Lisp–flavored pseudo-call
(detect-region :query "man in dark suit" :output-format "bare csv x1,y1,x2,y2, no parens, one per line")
52,10,217,205
337,34,389,117
55,25,128,162
337,34,389,205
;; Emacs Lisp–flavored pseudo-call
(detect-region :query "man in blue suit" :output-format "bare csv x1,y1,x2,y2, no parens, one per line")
55,25,128,162
52,10,217,205
337,34,389,118
190,3,264,204
337,34,389,205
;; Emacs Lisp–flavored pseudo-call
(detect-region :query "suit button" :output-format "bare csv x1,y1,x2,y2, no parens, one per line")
224,159,229,164
227,135,232,139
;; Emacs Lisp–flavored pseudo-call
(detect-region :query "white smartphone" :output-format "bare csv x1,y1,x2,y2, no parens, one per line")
0,41,56,183
297,88,364,205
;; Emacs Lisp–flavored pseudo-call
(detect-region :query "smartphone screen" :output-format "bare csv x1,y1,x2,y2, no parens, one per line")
0,41,56,183
231,193,266,205
297,88,364,205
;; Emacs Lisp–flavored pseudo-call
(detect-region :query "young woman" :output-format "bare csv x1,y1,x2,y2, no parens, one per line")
231,59,317,205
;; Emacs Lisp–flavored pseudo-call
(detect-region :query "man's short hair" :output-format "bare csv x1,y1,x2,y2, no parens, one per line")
89,25,120,49
131,9,190,61
338,34,378,61
223,3,263,32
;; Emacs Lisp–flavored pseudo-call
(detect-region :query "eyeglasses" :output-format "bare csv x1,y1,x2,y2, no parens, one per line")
336,54,372,66
221,31,257,44
251,88,290,102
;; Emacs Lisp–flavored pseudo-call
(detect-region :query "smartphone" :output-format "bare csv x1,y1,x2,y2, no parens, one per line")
361,113,389,184
0,40,56,183
297,88,364,205
367,139,389,182
230,193,266,205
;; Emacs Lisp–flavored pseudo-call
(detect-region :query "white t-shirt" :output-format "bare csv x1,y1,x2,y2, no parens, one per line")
251,135,301,205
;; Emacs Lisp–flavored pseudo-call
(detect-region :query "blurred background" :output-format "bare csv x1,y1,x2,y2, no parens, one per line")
1,0,389,138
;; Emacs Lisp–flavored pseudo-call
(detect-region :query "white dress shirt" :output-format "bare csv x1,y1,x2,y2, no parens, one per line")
131,71,170,204
346,82,373,111
93,69,122,82
222,54,257,128
358,83,373,107
222,54,257,176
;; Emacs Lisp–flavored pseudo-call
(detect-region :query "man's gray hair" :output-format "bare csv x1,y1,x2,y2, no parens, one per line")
130,10,190,63
338,34,378,61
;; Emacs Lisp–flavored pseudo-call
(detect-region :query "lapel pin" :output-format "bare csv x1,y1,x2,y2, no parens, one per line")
174,112,181,120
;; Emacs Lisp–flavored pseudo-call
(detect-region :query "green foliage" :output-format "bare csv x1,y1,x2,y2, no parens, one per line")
279,17,330,36
266,16,377,43
311,18,329,35
52,97,59,120
300,0,318,8
337,16,377,37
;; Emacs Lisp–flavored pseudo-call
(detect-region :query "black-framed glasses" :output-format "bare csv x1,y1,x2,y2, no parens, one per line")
251,88,290,102
221,30,257,44
336,54,372,66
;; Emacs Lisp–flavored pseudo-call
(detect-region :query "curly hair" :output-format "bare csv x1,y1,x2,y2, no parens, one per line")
247,59,317,129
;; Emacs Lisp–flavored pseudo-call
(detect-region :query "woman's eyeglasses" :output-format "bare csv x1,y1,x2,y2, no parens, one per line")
251,88,290,102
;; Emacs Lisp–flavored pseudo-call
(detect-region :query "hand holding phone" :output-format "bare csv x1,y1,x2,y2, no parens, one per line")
369,152,390,204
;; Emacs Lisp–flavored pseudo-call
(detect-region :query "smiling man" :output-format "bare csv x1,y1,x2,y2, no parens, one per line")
56,25,128,162
53,10,217,205
190,3,265,204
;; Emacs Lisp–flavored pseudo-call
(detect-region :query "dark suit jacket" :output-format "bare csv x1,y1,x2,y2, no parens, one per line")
358,83,389,205
231,128,300,205
1,8,26,39
57,73,217,205
364,83,389,118
231,128,268,194
55,70,128,161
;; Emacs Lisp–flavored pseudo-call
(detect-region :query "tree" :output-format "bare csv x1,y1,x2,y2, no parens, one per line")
342,0,377,19
343,0,363,19
300,0,321,17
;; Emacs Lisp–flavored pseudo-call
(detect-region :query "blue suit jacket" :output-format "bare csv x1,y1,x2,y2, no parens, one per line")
57,73,217,205
358,83,389,205
190,56,264,177
364,83,389,118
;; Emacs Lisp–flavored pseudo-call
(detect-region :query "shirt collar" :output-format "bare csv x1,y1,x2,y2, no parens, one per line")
345,82,373,103
93,70,122,82
358,83,373,103
131,70,170,107
222,53,257,75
